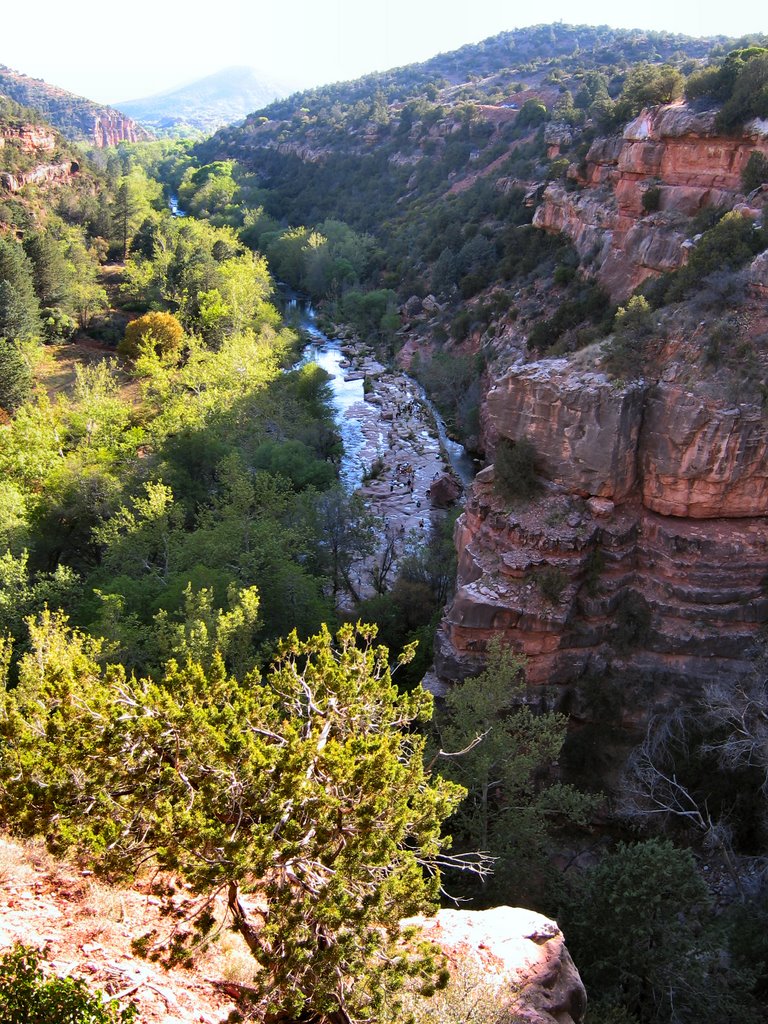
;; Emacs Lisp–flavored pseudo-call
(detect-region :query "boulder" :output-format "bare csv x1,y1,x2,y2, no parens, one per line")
404,906,587,1024
429,472,461,507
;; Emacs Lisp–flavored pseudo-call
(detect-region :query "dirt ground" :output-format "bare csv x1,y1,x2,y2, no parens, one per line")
0,835,254,1024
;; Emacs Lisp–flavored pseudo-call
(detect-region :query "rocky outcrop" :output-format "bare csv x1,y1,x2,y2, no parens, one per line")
438,359,768,737
484,361,645,502
91,111,148,147
405,906,587,1024
1,161,76,192
0,122,57,153
533,104,768,300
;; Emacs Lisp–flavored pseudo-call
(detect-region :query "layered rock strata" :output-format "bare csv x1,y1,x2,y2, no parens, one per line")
438,361,768,736
533,105,768,300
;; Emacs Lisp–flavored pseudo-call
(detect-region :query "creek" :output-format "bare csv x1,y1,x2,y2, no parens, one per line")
284,292,476,496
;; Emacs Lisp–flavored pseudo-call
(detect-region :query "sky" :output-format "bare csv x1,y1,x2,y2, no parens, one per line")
2,0,766,105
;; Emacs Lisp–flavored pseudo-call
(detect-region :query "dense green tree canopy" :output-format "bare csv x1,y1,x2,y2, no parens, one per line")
0,614,465,1024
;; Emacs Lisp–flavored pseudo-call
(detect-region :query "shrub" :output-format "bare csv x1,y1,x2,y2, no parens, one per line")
537,566,568,604
118,311,185,362
0,944,135,1023
516,99,549,128
641,185,661,213
742,150,768,194
602,295,654,379
494,437,540,502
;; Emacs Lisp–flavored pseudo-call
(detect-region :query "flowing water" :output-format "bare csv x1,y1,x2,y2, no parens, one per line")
284,292,477,493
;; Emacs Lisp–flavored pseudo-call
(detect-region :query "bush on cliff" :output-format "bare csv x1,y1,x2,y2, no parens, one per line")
742,150,768,194
432,638,595,908
564,840,761,1024
602,295,655,380
493,437,540,502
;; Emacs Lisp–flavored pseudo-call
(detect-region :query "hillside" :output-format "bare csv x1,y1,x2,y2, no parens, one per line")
0,65,149,146
194,23,768,782
117,66,292,136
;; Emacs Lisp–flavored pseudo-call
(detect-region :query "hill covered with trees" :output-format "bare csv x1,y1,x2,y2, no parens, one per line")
0,65,149,146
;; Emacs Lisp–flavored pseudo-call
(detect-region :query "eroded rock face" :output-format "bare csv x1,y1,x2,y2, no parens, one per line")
438,359,768,739
405,906,587,1024
533,104,768,301
484,362,645,502
1,161,75,192
641,386,768,517
92,112,148,147
0,122,57,153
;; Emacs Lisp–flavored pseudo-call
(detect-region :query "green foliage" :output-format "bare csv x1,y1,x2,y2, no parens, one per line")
526,280,609,354
666,211,768,302
602,295,655,379
742,150,768,193
516,99,549,128
0,944,136,1023
564,840,759,1024
119,310,185,362
434,639,594,906
614,63,684,122
686,48,768,130
494,437,540,503
0,614,465,1024
0,337,33,413
414,351,481,440
0,236,42,341
641,184,661,212
611,591,653,651
537,566,568,604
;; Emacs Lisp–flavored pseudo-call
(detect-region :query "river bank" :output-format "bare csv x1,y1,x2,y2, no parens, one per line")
289,298,470,601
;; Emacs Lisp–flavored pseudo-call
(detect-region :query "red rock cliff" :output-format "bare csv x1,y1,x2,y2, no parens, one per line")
533,105,768,300
437,346,768,748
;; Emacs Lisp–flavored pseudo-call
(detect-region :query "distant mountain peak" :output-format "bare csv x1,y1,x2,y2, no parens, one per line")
117,67,296,137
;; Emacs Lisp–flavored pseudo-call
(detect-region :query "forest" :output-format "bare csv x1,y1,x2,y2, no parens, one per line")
2,20,768,1024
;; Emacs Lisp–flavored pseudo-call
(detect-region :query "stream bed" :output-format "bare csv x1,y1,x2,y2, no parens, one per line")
287,295,477,597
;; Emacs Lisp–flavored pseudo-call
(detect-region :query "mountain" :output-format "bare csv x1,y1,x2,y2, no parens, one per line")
0,65,149,147
117,66,293,136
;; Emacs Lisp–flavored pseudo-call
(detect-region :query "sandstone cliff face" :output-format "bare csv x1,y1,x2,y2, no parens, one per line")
533,105,768,300
0,161,76,192
438,357,768,745
0,122,57,153
91,111,148,147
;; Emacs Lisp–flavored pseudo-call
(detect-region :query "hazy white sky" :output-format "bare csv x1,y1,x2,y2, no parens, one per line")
3,0,766,104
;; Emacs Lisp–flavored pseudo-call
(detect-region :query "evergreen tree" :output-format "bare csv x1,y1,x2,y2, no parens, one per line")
0,616,467,1024
0,237,42,340
0,338,33,412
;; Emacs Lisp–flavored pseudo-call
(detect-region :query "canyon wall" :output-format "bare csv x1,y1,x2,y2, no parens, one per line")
533,105,768,300
437,354,768,746
0,122,78,192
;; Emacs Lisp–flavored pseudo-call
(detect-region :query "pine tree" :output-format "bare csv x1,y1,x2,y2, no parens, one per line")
0,338,33,413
